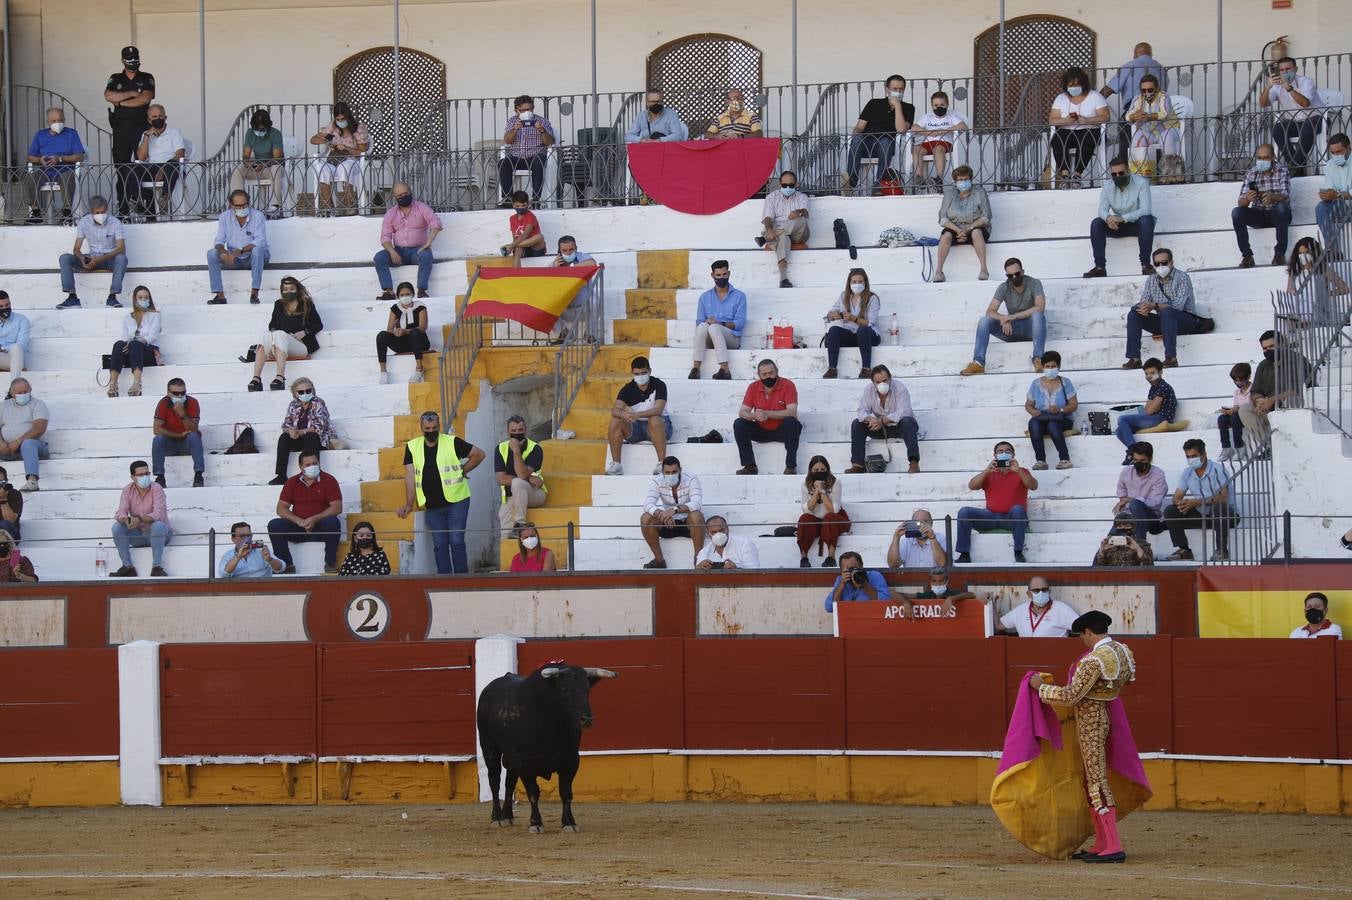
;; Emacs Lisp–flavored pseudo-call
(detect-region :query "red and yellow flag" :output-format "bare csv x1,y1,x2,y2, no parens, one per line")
463,267,594,332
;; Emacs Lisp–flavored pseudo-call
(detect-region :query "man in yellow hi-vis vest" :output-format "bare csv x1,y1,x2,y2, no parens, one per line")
495,415,547,530
397,411,484,574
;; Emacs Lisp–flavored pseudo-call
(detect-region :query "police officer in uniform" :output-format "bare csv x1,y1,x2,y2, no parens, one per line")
104,46,156,215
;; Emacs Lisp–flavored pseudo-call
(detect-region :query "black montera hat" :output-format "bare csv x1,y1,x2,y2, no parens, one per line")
1070,610,1113,635
121,46,140,61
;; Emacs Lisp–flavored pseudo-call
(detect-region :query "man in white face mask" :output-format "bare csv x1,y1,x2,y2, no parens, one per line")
639,456,705,569
110,459,172,577
1122,247,1213,370
0,378,49,492
996,575,1079,637
56,196,129,309
695,515,760,571
607,356,671,476
268,450,344,574
1316,132,1351,254
22,107,85,222
846,364,921,474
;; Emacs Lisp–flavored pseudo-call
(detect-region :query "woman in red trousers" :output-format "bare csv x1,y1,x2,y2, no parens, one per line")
797,455,850,568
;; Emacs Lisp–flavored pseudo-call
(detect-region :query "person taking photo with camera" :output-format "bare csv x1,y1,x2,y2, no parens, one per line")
955,440,1038,565
218,520,284,578
823,552,891,612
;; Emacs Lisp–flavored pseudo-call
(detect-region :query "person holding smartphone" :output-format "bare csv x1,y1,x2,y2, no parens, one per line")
0,531,36,583
955,440,1038,564
887,508,948,570
218,521,283,578
1094,513,1154,566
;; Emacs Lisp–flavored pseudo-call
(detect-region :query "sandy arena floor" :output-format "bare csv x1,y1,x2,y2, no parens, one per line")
0,803,1348,899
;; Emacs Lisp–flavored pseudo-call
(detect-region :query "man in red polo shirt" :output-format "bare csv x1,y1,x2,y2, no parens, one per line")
955,439,1038,564
267,449,343,574
151,377,204,487
733,358,802,475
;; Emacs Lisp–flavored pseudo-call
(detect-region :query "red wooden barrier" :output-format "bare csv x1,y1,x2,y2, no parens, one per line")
0,648,118,758
1338,643,1352,759
160,644,317,757
682,638,845,750
318,642,475,757
1173,638,1338,758
845,638,1004,750
835,598,992,638
517,639,684,751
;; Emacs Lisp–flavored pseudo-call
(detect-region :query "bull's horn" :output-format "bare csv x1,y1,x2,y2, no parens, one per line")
584,667,618,679
540,667,563,679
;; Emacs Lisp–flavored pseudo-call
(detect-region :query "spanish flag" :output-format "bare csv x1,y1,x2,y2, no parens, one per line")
463,267,594,333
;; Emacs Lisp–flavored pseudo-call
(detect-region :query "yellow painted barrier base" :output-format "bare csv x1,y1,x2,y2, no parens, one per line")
1,757,1347,814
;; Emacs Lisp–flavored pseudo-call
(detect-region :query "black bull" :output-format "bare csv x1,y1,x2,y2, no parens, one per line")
476,663,618,832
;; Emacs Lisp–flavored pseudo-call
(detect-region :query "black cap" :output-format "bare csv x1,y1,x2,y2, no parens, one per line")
121,46,140,61
1070,610,1113,636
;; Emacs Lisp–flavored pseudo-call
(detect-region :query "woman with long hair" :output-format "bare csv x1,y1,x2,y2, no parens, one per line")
339,521,391,576
249,275,323,391
822,267,881,379
1285,236,1350,327
309,102,369,215
107,284,160,398
796,455,850,568
509,522,557,572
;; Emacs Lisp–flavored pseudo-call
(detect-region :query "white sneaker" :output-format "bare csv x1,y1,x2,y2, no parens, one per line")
409,371,425,384
1217,448,1234,462
653,463,663,475
377,371,390,385
19,476,38,492
605,462,623,476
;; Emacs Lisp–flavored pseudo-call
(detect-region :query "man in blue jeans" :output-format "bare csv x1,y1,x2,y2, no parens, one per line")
1084,158,1156,278
206,190,269,305
150,377,206,488
1316,133,1351,254
267,450,343,574
1112,441,1168,542
56,196,128,309
1123,248,1214,369
1114,359,1177,463
954,440,1038,564
961,257,1048,376
398,411,485,574
374,181,441,301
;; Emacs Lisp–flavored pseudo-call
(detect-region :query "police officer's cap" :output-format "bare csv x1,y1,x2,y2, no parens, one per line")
1070,610,1112,636
121,46,141,62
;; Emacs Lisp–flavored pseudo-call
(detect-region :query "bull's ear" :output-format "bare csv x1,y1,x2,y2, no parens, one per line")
584,667,618,684
540,667,563,679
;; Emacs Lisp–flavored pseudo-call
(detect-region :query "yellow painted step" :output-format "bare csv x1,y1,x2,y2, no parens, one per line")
637,249,690,289
360,479,410,511
612,319,667,346
498,536,570,570
356,511,415,541
562,407,610,436
626,288,676,319
540,439,606,472
574,378,629,408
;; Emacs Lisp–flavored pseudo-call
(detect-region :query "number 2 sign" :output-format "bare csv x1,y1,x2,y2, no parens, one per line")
345,592,390,640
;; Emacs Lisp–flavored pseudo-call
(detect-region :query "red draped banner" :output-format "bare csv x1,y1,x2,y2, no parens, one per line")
626,137,782,215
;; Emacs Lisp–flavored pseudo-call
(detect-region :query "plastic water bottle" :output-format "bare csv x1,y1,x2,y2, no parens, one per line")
764,316,773,350
95,542,108,578
1080,422,1089,437
888,313,900,345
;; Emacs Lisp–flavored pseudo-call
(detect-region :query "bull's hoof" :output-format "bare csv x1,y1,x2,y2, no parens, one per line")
492,818,514,828
528,825,543,834
562,824,580,833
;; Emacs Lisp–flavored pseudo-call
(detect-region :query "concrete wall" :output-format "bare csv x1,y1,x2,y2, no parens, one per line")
9,0,1351,155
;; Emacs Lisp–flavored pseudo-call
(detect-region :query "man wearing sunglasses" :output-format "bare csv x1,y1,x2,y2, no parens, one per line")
151,378,204,488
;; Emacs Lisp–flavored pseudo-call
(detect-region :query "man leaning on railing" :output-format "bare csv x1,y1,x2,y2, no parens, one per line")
1316,132,1351,255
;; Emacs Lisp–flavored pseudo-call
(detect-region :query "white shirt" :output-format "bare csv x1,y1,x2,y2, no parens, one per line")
1001,599,1079,637
1051,90,1108,129
120,311,161,346
893,534,947,569
696,534,760,568
916,111,966,142
1290,622,1342,639
642,472,702,519
144,126,186,164
1267,74,1324,120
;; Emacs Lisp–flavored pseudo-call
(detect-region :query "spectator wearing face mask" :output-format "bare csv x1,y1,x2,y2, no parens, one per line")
269,377,335,486
396,411,485,576
1286,237,1349,328
110,459,172,577
797,456,849,569
996,576,1079,636
1122,248,1213,369
152,377,204,488
104,46,155,217
551,236,601,343
735,359,802,475
501,192,546,264
847,75,914,192
1291,591,1342,639
1238,329,1311,453
509,522,557,573
0,291,32,376
0,531,36,583
1123,73,1181,167
1023,349,1077,471
375,181,440,302
230,108,286,217
608,356,670,476
130,104,185,220
933,165,990,282
218,521,283,578
269,450,344,574
689,260,745,381
759,171,808,288
55,195,128,309
248,277,323,392
887,508,948,570
1049,67,1110,183
1232,144,1291,268
911,91,968,185
962,259,1047,376
0,465,23,541
1315,133,1350,254
1094,512,1154,567
639,456,704,570
955,440,1038,565
845,364,920,475
823,268,881,379
899,566,974,619
1084,158,1156,279
496,415,547,531
823,552,890,612
310,102,369,215
1114,358,1176,462
1113,440,1167,542
696,515,760,571
1217,363,1252,463
499,95,555,202
22,107,85,223
0,378,48,493
707,89,762,139
339,521,391,576
625,89,689,143
106,284,160,398
376,281,431,385
206,190,270,305
1258,57,1325,170
1161,438,1238,561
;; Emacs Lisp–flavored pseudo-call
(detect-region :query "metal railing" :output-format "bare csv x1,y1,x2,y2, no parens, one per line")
7,85,114,168
552,267,606,436
437,272,486,429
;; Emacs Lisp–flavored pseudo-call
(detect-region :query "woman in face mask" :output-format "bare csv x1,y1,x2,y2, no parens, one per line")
107,285,161,398
1123,74,1180,177
934,165,992,282
1048,66,1109,184
0,532,37,583
338,521,391,576
796,455,849,569
231,108,287,216
1023,349,1077,470
271,376,336,485
250,277,324,392
509,522,557,573
1289,591,1342,639
309,102,369,214
823,268,881,379
376,281,431,386
1285,236,1350,328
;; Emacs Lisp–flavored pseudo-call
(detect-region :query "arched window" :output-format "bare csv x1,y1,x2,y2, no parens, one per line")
973,16,1096,128
333,47,447,153
647,33,763,138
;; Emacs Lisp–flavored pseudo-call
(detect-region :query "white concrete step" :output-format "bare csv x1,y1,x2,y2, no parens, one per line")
13,448,377,492
11,482,363,520
22,359,428,399
39,418,395,457
22,541,339,581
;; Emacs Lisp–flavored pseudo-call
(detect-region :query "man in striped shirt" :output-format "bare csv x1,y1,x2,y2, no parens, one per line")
706,89,763,139
1231,144,1292,268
